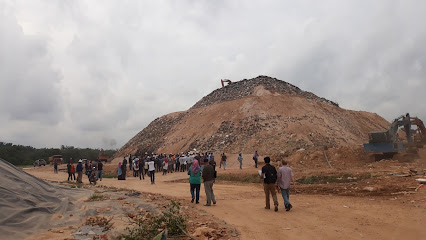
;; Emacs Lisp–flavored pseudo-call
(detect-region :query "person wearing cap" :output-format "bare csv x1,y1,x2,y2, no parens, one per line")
261,157,279,211
76,159,83,183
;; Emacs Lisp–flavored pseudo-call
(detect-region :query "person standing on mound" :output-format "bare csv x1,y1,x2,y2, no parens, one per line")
188,160,201,204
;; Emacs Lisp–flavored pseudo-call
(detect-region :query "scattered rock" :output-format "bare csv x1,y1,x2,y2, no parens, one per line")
363,187,375,192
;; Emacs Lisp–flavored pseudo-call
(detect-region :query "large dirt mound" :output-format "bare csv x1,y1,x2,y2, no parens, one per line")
0,159,86,238
117,76,389,156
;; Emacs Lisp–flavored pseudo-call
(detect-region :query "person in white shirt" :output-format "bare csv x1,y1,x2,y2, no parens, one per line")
148,158,156,184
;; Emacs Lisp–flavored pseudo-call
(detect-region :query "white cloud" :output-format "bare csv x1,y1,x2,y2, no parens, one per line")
0,0,425,148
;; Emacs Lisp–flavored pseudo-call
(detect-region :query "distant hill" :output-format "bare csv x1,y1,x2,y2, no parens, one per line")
117,76,389,156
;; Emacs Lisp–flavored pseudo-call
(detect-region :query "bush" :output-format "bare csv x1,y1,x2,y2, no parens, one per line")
119,200,187,240
216,173,261,183
296,173,371,184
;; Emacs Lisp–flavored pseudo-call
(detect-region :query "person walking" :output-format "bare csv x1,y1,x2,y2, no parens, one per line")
202,159,216,206
209,155,217,181
148,158,156,184
238,153,243,169
97,161,103,181
261,157,279,211
253,151,259,168
76,159,83,183
188,160,201,204
277,159,294,211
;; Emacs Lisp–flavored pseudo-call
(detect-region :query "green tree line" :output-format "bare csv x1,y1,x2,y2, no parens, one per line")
0,142,117,166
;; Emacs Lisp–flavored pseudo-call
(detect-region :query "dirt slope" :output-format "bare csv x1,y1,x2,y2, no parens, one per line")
117,76,389,156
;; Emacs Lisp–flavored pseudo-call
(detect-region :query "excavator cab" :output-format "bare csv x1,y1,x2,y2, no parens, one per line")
364,113,425,159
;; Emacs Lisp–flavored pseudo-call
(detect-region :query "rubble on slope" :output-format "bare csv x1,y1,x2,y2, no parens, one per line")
191,75,339,109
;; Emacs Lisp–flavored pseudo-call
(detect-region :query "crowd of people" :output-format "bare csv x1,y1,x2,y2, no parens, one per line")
61,151,295,211
65,158,103,184
116,152,219,206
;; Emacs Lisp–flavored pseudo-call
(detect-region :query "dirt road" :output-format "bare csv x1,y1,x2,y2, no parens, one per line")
26,164,425,240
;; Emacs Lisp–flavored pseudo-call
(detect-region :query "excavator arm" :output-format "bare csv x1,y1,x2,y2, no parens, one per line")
411,117,426,143
221,79,232,87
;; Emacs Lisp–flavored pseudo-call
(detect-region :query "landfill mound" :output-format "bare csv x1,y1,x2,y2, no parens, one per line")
191,75,339,109
117,76,389,156
0,159,86,238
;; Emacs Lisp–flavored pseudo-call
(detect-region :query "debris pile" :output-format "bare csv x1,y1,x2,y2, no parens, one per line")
191,75,339,109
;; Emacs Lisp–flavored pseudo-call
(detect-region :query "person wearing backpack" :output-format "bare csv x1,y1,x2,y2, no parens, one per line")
261,157,279,211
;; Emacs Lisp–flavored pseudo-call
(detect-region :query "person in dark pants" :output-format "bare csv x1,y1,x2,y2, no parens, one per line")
67,160,74,181
188,160,201,204
76,159,83,183
148,158,156,184
97,161,103,181
175,156,180,172
54,161,58,174
253,151,259,168
122,157,127,180
261,157,279,211
202,159,216,206
139,157,145,180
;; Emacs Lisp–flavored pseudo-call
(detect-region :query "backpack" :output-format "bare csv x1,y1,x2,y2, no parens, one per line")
71,164,75,173
265,171,277,183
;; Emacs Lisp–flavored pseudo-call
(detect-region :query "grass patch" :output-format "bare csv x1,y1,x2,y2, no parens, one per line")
86,194,108,202
297,173,371,185
102,174,116,178
216,173,262,183
119,200,187,240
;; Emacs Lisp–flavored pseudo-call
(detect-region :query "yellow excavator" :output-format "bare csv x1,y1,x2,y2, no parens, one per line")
364,113,425,158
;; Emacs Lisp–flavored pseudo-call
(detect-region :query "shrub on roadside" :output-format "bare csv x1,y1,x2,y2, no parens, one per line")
119,200,187,240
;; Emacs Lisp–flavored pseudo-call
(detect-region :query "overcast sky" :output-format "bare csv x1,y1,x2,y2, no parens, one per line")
1,0,425,149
